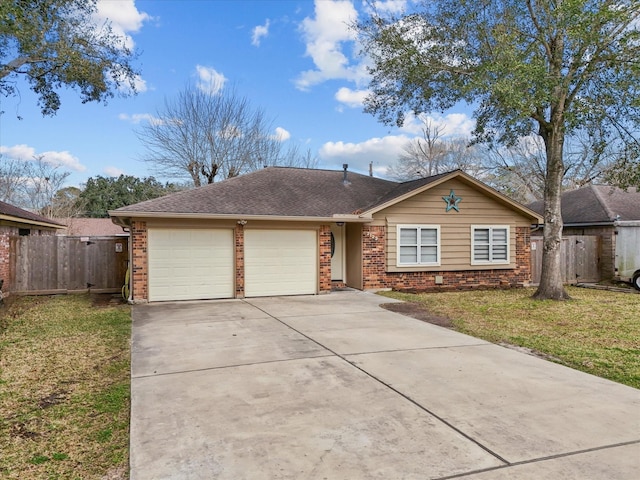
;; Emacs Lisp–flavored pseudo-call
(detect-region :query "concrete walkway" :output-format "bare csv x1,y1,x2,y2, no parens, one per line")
130,291,640,479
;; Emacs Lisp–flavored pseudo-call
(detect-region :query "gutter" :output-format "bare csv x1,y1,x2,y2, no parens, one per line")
108,211,373,224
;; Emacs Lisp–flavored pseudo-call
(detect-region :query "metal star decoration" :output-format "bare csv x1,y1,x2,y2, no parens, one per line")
442,189,462,212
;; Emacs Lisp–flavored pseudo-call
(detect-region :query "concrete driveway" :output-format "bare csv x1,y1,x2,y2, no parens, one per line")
130,291,640,479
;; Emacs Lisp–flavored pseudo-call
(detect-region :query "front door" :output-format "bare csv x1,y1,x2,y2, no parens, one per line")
330,224,345,281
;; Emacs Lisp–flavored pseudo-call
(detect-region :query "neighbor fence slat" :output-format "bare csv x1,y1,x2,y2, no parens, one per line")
530,235,601,286
9,235,129,294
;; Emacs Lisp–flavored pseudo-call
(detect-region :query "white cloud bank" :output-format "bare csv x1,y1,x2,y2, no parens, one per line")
95,0,150,50
318,111,476,176
103,166,125,177
252,19,270,46
118,112,164,125
335,87,369,108
1,144,86,172
296,0,367,91
273,127,291,141
195,65,227,95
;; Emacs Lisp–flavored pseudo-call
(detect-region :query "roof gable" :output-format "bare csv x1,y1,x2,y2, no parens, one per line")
363,170,542,221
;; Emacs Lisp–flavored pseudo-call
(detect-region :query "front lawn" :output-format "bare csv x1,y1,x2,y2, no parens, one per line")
0,294,131,479
379,287,640,389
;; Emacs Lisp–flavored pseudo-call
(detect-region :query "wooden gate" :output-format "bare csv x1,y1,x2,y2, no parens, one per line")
531,235,600,285
9,236,129,294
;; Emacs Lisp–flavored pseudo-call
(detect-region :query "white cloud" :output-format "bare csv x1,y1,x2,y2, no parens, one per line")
296,0,368,90
273,127,291,141
95,0,150,49
364,0,408,15
335,87,369,108
399,112,475,138
318,134,410,175
118,113,164,125
114,72,148,94
103,166,125,177
252,19,270,46
0,144,86,172
195,65,227,95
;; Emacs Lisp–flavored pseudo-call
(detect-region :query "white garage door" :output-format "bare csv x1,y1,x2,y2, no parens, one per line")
245,229,317,297
148,228,234,301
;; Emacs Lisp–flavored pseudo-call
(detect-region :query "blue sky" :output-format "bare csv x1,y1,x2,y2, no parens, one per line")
1,0,474,189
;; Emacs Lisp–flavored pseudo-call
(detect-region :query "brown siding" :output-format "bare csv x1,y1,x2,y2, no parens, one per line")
373,178,533,273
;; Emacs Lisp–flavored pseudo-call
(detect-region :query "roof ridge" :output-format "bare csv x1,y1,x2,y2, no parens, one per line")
590,184,617,221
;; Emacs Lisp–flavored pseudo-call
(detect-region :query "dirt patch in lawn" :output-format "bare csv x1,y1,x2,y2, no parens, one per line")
381,302,454,328
91,293,126,307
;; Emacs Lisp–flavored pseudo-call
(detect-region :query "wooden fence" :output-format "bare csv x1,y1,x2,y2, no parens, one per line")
531,235,600,285
9,236,129,294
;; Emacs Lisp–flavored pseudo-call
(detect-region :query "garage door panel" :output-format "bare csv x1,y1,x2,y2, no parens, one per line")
148,228,234,301
245,229,317,297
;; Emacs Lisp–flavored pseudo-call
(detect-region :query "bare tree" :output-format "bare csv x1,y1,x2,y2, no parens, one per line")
482,132,619,204
137,84,308,186
387,118,483,181
0,155,70,214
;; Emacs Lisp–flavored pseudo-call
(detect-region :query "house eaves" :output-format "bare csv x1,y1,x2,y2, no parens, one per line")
109,211,373,227
361,170,543,223
0,214,66,230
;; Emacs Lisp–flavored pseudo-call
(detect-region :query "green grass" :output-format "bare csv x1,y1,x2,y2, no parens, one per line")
0,295,131,479
379,287,640,389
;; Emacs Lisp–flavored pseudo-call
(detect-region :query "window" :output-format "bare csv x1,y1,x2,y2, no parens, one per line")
18,228,30,236
472,226,509,264
397,225,440,266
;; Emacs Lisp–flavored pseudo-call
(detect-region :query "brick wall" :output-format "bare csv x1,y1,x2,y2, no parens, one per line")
319,225,332,293
131,221,148,301
361,225,533,292
0,228,11,292
235,225,244,298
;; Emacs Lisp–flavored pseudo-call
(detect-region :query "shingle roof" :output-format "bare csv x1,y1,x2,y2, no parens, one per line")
0,201,64,227
111,166,538,221
112,167,398,217
528,185,640,224
56,218,128,236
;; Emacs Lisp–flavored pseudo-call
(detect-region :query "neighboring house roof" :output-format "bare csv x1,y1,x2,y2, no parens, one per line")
0,200,65,229
56,218,128,236
110,167,541,223
528,185,640,225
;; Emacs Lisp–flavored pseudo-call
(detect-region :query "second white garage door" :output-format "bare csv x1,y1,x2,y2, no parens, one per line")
148,228,234,301
244,229,317,297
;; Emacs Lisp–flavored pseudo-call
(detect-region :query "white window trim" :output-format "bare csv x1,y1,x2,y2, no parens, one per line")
396,224,441,267
471,225,510,265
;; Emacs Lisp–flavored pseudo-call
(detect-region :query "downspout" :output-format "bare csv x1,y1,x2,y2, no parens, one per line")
122,224,134,304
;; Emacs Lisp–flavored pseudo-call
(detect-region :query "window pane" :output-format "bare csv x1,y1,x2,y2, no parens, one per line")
474,244,489,261
400,246,417,263
420,245,437,263
421,228,437,245
474,228,490,243
492,228,507,243
400,228,417,245
492,244,508,260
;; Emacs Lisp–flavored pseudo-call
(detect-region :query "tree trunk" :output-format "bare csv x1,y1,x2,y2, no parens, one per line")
533,121,571,300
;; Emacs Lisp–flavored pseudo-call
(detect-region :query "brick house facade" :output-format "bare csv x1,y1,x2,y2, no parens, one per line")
113,168,541,302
